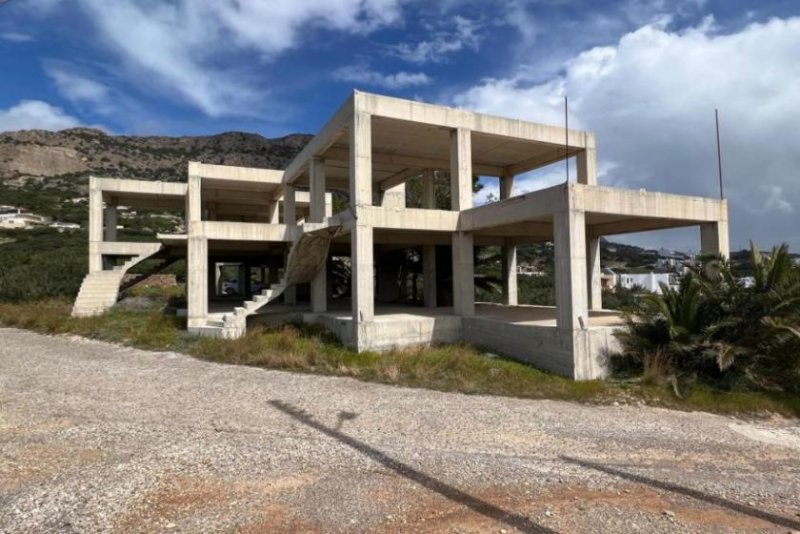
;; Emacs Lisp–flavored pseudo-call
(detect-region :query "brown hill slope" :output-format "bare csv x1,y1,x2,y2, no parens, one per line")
0,128,312,184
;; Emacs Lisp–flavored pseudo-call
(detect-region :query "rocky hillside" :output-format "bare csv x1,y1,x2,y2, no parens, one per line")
0,128,312,185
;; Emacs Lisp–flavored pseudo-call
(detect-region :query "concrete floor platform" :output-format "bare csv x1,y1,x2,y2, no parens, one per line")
194,301,625,377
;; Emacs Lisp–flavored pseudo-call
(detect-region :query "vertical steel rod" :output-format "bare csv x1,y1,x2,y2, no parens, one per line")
716,108,724,200
565,95,569,184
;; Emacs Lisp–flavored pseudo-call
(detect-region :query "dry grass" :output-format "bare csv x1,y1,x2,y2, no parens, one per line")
1,298,798,417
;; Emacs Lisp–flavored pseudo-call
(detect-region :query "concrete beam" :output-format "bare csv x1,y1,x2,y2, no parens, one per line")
93,177,188,197
324,147,505,178
284,93,354,186
575,184,725,221
199,222,298,242
381,181,406,209
504,146,577,177
378,168,414,192
357,91,589,149
461,183,566,231
188,162,283,185
357,206,458,232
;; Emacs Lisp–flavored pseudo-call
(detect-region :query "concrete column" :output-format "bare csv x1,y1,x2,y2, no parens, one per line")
215,263,222,296
309,157,327,312
501,242,518,306
267,202,280,224
283,185,296,225
499,173,517,306
450,128,472,211
422,168,435,209
700,220,730,258
350,109,374,324
554,209,588,331
186,174,202,223
451,232,475,316
103,197,117,242
587,235,603,310
381,182,406,209
577,132,597,186
349,110,373,209
88,178,103,273
423,244,437,308
310,157,326,222
187,236,208,327
186,174,207,326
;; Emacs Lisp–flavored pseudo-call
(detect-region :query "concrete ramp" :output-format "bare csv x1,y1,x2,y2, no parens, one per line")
210,225,341,339
72,243,163,317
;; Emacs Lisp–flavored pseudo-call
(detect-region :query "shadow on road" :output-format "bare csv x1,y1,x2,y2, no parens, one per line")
269,400,557,534
561,455,800,530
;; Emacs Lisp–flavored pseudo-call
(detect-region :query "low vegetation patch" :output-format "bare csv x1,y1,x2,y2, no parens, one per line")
616,243,800,396
1,296,797,417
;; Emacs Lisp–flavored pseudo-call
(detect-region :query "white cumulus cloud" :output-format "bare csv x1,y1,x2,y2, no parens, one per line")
0,100,83,132
453,17,800,250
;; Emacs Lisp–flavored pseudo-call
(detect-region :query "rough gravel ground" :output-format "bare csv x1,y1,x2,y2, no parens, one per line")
1,328,799,534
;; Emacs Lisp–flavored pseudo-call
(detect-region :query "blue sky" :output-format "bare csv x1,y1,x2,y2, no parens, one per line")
1,0,799,251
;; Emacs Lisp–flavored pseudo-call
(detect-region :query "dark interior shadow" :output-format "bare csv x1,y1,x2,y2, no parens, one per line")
561,455,800,530
269,400,556,534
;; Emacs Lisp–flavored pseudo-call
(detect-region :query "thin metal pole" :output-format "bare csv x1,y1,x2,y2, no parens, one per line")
715,108,724,200
565,95,569,184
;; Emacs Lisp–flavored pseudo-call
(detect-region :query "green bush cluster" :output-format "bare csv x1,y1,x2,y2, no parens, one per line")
618,243,800,392
0,228,88,301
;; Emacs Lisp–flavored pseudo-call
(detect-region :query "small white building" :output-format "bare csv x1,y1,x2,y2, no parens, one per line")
618,272,676,294
50,221,81,230
0,209,50,229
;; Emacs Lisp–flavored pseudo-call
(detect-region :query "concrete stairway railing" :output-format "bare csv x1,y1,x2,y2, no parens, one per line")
71,243,163,317
207,225,341,339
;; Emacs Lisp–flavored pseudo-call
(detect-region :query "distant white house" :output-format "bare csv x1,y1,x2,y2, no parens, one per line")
617,272,677,294
50,221,81,230
0,209,50,229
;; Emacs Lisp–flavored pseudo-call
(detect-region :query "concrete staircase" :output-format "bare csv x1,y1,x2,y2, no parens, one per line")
199,225,340,339
71,244,163,317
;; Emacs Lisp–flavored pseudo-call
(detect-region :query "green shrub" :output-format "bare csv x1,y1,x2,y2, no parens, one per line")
618,243,800,392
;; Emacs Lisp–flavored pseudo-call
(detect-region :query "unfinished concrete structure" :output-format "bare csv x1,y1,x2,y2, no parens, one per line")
73,91,729,380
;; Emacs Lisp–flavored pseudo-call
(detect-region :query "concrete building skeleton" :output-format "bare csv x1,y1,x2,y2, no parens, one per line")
73,91,729,380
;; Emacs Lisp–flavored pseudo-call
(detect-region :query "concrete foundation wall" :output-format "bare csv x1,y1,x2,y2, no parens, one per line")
305,313,463,352
463,317,576,376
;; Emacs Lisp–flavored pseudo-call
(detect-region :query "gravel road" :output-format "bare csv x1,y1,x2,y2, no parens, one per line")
1,327,799,533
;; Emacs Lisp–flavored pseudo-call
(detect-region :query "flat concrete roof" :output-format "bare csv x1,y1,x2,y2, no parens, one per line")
286,91,589,191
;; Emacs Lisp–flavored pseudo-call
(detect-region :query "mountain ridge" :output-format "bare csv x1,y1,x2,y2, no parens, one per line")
0,128,313,184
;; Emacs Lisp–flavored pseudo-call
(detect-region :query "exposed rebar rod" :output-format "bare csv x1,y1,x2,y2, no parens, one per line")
716,108,724,200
